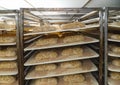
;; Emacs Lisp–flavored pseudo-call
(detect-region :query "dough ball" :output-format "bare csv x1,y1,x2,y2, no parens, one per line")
35,78,57,85
60,61,82,69
61,22,85,30
35,50,58,61
63,74,85,83
0,61,17,69
111,34,120,40
110,72,120,80
35,64,57,71
36,38,58,46
0,76,15,84
112,59,120,66
63,35,84,43
61,47,83,57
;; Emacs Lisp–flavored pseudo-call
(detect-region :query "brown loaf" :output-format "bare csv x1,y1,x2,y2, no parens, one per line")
112,59,120,66
61,47,83,57
35,50,58,61
0,75,15,84
35,64,57,71
63,74,85,83
110,72,120,80
35,78,57,85
0,61,17,69
35,37,58,46
60,61,82,69
0,47,16,57
61,22,85,30
63,35,84,43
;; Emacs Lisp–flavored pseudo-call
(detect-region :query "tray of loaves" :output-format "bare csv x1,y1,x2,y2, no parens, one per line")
108,33,120,42
0,75,18,85
0,61,18,75
108,59,120,72
24,46,99,66
24,22,100,36
24,34,99,51
0,47,17,61
108,72,120,85
108,45,120,57
0,33,16,46
30,73,98,85
108,22,120,29
25,60,97,80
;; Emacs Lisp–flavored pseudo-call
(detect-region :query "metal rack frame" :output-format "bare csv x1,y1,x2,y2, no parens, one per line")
0,10,20,84
19,8,104,85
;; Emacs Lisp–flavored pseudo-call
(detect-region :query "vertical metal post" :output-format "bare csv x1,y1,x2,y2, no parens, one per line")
19,8,25,85
103,7,108,85
99,8,104,85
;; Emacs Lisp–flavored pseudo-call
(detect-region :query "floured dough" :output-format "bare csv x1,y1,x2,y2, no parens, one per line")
35,64,57,71
61,47,83,57
63,74,85,83
0,75,15,84
60,61,82,69
63,35,84,43
110,34,120,40
0,47,16,57
110,72,120,80
35,50,58,61
35,78,57,85
111,45,120,54
0,36,16,43
35,38,58,46
112,59,120,66
61,22,85,30
0,61,17,69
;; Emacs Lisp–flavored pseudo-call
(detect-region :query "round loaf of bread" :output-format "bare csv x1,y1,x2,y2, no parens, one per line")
35,78,57,85
0,61,17,69
60,61,82,69
110,72,120,80
35,50,58,61
63,74,85,83
36,38,58,46
63,35,84,43
112,59,120,66
0,76,15,84
35,64,57,71
61,47,83,57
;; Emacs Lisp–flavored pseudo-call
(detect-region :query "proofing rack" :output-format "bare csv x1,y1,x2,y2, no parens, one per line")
106,7,120,85
0,10,19,85
19,8,105,85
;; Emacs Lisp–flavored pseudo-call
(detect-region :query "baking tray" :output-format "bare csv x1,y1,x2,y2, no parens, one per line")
108,51,120,57
25,60,97,80
24,24,100,36
108,62,120,72
0,42,16,46
108,77,120,85
108,39,120,42
0,68,18,75
31,73,98,85
0,80,18,85
24,36,99,51
24,47,99,66
0,28,16,31
109,24,120,29
0,56,17,61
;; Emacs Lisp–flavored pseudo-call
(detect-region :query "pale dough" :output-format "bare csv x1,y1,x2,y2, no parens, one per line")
60,61,82,69
111,45,120,54
63,74,85,83
112,59,120,66
110,34,120,40
110,72,120,80
61,47,83,57
35,64,57,71
0,75,15,84
35,50,58,61
63,35,84,43
35,78,57,85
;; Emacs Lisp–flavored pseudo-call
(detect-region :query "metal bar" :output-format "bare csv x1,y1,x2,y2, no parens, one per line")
103,7,108,85
99,8,104,85
19,8,25,85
